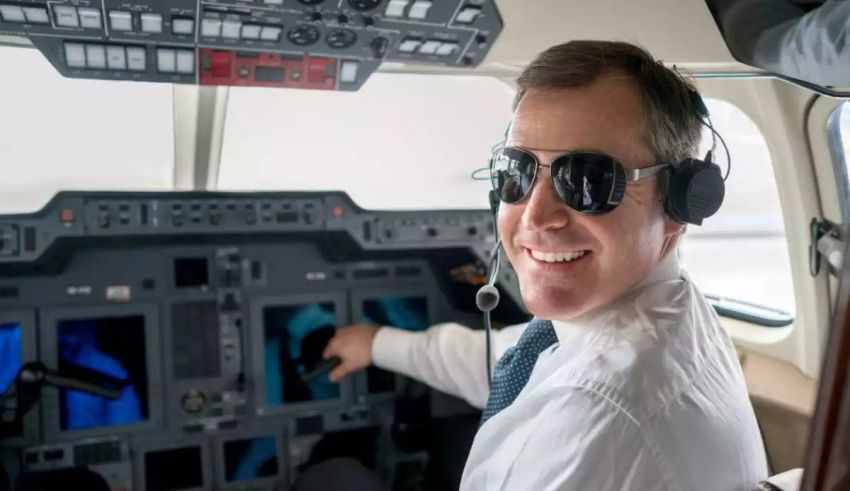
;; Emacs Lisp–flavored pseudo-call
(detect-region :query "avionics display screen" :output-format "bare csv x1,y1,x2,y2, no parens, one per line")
145,446,204,491
224,436,279,482
360,296,429,393
0,323,21,394
263,302,340,404
57,315,149,430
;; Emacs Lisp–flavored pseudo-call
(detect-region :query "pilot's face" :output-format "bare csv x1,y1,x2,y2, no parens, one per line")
500,75,684,321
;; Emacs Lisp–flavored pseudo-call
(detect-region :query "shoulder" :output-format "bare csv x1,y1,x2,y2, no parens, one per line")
547,277,733,420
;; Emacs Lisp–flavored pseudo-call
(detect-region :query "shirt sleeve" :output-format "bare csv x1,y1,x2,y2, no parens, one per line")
499,385,669,491
371,322,525,409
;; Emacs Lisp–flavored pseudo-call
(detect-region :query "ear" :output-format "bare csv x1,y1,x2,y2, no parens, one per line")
663,214,686,237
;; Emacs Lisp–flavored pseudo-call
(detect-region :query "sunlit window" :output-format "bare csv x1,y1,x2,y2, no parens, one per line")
679,99,795,315
0,46,174,213
834,102,850,203
217,73,513,210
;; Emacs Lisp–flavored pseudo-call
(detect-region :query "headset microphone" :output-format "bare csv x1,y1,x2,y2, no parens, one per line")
477,190,502,387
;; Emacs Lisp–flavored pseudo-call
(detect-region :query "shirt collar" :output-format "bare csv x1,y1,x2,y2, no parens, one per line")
550,252,683,342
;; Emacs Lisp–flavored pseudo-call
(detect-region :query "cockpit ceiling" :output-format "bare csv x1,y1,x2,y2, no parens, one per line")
401,0,750,77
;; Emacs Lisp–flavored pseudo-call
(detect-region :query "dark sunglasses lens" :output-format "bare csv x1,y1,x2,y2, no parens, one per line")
551,153,624,214
490,147,537,203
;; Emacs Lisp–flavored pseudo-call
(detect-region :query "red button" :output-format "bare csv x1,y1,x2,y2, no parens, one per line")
210,50,232,78
60,208,75,223
308,56,329,83
332,205,345,218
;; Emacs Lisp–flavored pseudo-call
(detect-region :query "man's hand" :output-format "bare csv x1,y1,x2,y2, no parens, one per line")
322,324,379,382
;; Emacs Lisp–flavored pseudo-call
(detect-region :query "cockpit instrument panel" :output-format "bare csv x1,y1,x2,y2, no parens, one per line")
0,191,528,490
0,0,503,90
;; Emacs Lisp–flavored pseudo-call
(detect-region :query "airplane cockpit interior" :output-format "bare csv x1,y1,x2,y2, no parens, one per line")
0,0,849,490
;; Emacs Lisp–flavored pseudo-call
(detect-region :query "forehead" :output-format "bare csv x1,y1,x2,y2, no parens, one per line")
508,75,653,166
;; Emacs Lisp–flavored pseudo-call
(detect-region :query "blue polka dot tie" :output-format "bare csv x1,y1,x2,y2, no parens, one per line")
481,318,558,425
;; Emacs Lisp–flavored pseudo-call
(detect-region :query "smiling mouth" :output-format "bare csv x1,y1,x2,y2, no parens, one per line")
527,248,590,264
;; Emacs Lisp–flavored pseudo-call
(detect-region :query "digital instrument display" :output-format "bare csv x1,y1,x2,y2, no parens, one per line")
0,323,21,394
57,316,149,431
224,436,279,482
264,302,340,404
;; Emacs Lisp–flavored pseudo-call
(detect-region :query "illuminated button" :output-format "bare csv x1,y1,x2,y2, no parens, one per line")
264,0,284,4
418,39,440,55
385,0,408,17
53,6,80,28
85,45,107,69
106,46,127,70
172,17,194,35
221,19,241,39
435,42,458,56
140,13,163,33
241,24,261,40
126,47,146,71
157,48,176,73
176,50,195,74
339,60,358,83
22,7,50,24
398,37,421,53
455,5,481,24
407,0,432,19
201,17,221,37
78,8,102,29
260,25,281,41
109,10,133,31
0,6,25,23
64,43,86,68
60,208,76,224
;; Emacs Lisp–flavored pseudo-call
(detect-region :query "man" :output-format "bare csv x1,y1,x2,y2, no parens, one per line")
323,41,768,490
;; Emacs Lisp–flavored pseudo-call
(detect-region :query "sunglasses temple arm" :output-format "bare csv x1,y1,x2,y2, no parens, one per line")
628,163,670,182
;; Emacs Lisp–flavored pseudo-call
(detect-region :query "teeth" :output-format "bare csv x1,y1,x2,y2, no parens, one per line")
530,249,587,263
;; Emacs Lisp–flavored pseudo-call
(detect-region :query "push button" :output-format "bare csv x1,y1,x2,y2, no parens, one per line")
109,10,133,31
260,25,281,41
455,5,481,24
172,17,194,35
53,6,80,28
64,43,86,68
407,0,432,19
78,8,102,29
85,45,106,69
241,24,261,39
23,7,50,24
140,13,163,33
398,37,422,53
201,18,221,37
221,19,241,39
385,0,408,17
176,50,195,74
126,47,146,71
0,6,25,23
106,46,127,70
418,39,440,55
157,48,176,73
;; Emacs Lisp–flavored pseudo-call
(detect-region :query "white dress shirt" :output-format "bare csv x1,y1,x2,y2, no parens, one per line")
372,253,768,490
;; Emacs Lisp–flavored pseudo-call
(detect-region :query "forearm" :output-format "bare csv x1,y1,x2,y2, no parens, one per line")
371,322,502,408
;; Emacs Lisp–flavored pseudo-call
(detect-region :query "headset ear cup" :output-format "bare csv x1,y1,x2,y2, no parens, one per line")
665,159,725,225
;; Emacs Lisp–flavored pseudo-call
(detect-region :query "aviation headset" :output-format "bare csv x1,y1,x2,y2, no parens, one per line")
475,87,729,386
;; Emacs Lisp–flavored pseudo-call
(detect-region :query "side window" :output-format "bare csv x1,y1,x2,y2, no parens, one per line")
831,102,850,213
679,99,795,319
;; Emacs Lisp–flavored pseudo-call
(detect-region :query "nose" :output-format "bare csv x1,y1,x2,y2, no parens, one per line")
520,166,571,231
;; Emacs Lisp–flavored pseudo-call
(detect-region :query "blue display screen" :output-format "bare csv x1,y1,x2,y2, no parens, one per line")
361,296,429,332
361,296,429,393
57,316,148,430
0,323,22,394
263,302,340,405
224,436,279,482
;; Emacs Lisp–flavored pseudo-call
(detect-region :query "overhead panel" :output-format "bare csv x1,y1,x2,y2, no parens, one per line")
0,0,503,91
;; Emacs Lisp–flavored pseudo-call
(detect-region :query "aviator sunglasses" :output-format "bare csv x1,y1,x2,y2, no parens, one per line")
489,146,670,214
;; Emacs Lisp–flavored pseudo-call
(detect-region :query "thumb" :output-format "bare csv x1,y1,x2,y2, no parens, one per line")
328,363,349,383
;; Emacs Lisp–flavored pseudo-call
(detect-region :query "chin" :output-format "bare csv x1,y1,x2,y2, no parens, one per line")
520,288,591,322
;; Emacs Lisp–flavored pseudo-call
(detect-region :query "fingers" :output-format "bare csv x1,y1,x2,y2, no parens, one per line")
328,362,350,383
